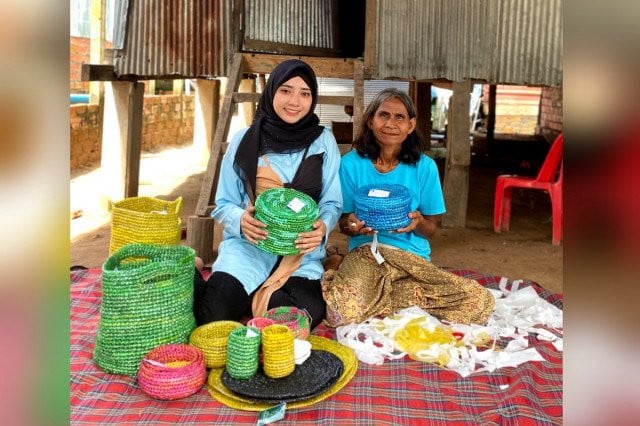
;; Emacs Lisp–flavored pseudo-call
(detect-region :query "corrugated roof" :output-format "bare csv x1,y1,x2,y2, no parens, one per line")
374,0,562,86
113,0,231,78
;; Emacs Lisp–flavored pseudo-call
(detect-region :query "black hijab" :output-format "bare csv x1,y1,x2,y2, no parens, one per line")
233,59,324,201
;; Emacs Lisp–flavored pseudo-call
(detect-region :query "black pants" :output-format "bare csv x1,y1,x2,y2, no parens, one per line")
193,270,326,329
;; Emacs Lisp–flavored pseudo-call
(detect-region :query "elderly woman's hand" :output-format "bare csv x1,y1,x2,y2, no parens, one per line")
295,218,327,254
240,205,268,244
339,213,374,236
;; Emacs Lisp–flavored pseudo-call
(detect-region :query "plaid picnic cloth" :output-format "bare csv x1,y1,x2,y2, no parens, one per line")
71,268,562,425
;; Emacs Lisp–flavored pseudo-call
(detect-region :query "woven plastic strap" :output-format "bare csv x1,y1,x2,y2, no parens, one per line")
254,188,318,255
354,184,412,231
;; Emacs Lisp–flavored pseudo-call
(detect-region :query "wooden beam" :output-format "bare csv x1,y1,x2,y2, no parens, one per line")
239,77,256,126
193,79,220,162
414,81,432,150
195,53,244,217
486,84,497,153
232,92,354,106
99,81,144,207
242,53,356,79
442,81,471,228
363,0,377,77
353,60,365,139
81,64,116,82
89,0,106,104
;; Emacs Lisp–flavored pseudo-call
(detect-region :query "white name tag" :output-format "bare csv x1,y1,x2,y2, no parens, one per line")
368,189,390,198
287,197,306,213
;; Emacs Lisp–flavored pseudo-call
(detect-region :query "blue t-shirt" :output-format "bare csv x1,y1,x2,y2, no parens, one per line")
339,150,445,261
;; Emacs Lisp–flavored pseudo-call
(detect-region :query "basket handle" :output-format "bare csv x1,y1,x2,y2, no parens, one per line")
174,196,183,214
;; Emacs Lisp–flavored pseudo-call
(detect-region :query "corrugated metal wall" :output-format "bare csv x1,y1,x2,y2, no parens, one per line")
113,0,232,78
244,0,337,50
374,0,562,87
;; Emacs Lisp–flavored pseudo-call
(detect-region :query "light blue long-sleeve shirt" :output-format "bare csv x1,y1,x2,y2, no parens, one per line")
211,127,343,295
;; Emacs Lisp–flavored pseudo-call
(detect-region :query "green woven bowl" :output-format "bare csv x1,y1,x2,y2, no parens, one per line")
254,188,319,255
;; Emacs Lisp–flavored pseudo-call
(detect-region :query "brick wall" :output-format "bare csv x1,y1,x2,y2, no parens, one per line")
70,36,90,93
70,94,195,171
70,36,114,94
70,103,102,169
538,87,563,143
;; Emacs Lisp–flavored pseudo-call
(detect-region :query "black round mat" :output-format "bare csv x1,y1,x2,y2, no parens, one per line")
221,350,344,403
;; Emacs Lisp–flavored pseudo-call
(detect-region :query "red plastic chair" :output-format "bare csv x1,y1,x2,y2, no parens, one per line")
493,133,563,245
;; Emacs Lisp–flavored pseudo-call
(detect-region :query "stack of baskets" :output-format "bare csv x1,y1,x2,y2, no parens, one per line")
354,184,412,231
253,188,318,255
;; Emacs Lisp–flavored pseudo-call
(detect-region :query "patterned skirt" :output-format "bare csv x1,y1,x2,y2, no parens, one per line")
321,245,495,327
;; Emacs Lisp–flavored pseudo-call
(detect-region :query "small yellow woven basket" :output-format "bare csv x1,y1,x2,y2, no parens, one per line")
189,321,243,369
109,196,183,254
261,324,295,379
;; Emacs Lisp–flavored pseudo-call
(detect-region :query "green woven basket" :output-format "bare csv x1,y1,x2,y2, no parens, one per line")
253,188,319,255
94,243,197,376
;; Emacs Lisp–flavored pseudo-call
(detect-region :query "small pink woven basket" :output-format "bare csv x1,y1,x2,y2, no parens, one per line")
138,344,206,400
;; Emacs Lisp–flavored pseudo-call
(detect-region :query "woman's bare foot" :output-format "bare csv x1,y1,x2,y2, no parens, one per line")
323,254,344,271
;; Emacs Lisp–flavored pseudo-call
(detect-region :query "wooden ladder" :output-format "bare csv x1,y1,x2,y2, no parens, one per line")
187,52,364,263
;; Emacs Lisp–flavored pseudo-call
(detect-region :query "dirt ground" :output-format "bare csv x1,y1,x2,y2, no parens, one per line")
70,138,562,294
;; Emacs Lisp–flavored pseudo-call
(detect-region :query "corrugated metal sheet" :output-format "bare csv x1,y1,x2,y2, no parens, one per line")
374,0,562,87
113,0,232,78
243,0,338,54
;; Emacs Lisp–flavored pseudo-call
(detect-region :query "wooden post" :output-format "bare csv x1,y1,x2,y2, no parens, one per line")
144,80,156,95
442,81,471,228
414,82,432,150
173,79,184,95
89,0,106,105
487,84,497,154
193,79,221,164
99,81,144,208
352,60,365,140
239,76,256,126
186,216,216,264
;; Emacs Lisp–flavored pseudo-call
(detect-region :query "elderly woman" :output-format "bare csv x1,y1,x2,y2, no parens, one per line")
322,88,494,327
193,59,342,329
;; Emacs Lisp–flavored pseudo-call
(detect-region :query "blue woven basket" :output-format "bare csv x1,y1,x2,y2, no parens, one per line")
354,184,412,231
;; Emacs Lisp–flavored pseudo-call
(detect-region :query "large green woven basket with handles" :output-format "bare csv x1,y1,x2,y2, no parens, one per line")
93,243,196,376
253,188,319,255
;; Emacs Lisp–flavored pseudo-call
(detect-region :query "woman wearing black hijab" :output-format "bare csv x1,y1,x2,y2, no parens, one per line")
193,59,342,329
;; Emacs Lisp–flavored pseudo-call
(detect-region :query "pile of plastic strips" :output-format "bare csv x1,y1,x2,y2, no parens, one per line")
336,278,563,377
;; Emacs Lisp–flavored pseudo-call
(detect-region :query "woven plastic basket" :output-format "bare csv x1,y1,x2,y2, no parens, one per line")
93,243,197,376
225,326,262,380
138,344,206,400
261,324,295,379
189,321,243,368
263,306,311,340
354,184,412,231
109,196,183,254
253,188,318,255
